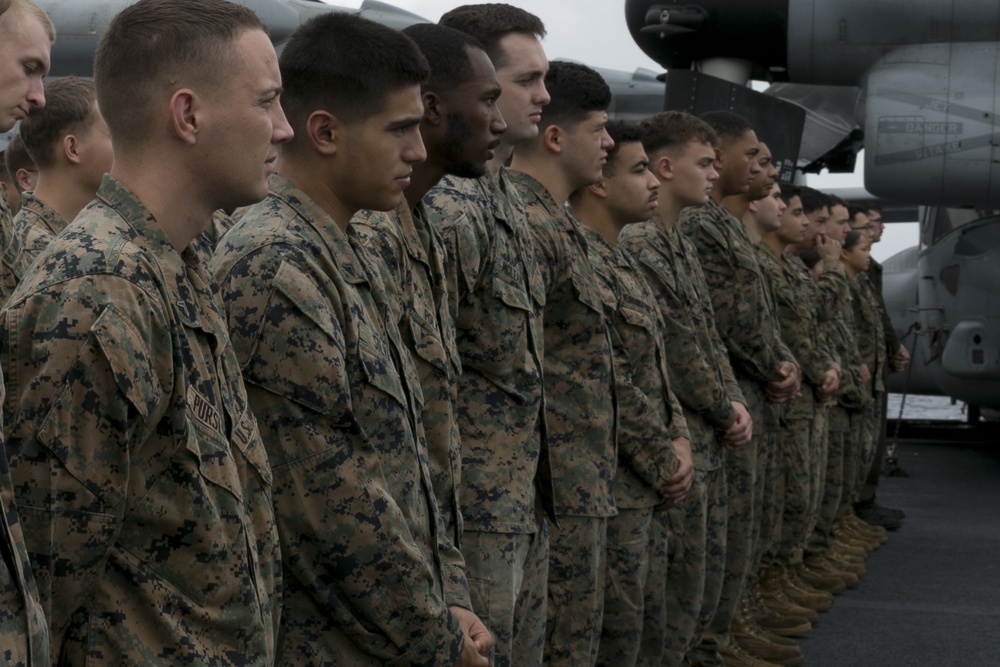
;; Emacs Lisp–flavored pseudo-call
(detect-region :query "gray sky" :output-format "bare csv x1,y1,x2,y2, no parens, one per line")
324,0,919,261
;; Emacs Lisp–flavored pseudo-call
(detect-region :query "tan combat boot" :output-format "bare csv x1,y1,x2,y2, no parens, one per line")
821,551,867,579
757,568,819,623
780,564,834,612
721,639,784,667
803,553,860,589
795,560,846,594
728,613,803,667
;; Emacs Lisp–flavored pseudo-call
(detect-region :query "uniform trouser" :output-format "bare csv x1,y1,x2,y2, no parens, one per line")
838,404,869,519
848,396,881,507
596,507,656,667
857,391,890,508
776,416,815,564
799,408,829,565
755,404,784,569
463,524,549,667
545,516,607,667
705,380,761,649
661,467,726,667
807,405,851,554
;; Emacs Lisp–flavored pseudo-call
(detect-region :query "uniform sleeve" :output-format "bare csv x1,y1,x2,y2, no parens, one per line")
423,187,487,326
623,241,738,431
2,281,171,657
217,249,464,666
608,322,679,492
685,218,784,385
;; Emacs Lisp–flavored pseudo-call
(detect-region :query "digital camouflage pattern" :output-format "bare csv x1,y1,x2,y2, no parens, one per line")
848,273,887,502
619,213,735,662
423,170,550,667
0,173,49,665
509,169,616,520
423,171,549,534
191,209,235,260
2,176,279,665
1,193,66,304
211,175,464,666
620,212,742,472
582,225,684,667
349,200,470,605
679,197,796,647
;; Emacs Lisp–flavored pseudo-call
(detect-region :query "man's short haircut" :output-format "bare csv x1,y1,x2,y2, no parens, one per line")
603,120,643,176
847,203,868,222
402,23,486,94
864,200,883,214
0,0,55,41
0,150,9,182
638,111,716,159
699,110,754,149
18,77,98,169
825,193,847,209
541,61,610,129
438,3,545,69
779,183,800,205
279,12,429,152
797,186,828,215
4,134,34,183
93,0,265,151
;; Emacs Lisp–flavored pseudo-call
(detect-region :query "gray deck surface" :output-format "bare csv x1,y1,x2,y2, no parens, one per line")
800,440,1000,666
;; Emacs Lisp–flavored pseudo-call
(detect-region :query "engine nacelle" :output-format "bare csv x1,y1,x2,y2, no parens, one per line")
864,42,1000,208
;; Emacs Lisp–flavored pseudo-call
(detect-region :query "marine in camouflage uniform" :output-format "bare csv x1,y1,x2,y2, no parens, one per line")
620,210,739,666
3,176,280,665
808,259,867,561
0,185,49,667
212,175,468,665
755,244,838,572
849,272,886,506
424,170,551,667
1,192,66,300
680,196,797,647
580,224,686,667
350,200,468,589
509,169,615,667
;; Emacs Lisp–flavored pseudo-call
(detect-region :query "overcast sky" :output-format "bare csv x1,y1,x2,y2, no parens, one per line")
323,0,918,260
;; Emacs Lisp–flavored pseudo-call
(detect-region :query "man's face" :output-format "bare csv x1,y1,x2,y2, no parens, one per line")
755,182,785,233
822,203,850,243
438,47,506,178
338,85,427,213
603,141,658,224
669,140,718,208
200,29,293,210
0,12,51,132
747,142,777,200
716,129,760,197
849,210,873,241
866,207,884,242
776,194,808,245
74,103,114,191
493,32,549,146
561,110,613,190
802,204,828,246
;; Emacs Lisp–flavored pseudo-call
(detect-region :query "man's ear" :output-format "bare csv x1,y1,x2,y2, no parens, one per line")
63,133,82,165
653,154,672,181
305,110,342,156
541,124,563,154
422,91,443,126
587,178,609,200
169,88,199,145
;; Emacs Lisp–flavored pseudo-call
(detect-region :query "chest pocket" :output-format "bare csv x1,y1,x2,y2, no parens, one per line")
492,261,533,312
355,319,408,409
408,308,450,377
571,262,604,315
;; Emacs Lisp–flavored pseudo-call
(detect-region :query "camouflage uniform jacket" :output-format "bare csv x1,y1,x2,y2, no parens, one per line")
0,184,50,667
756,245,838,421
680,198,797,386
423,170,551,534
349,200,470,605
2,176,279,665
212,175,465,666
850,273,887,395
1,193,67,303
509,170,616,519
620,213,742,471
0,186,12,266
815,260,867,409
583,225,686,509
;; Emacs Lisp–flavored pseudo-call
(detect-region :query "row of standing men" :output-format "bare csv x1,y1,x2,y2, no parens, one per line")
0,1,907,665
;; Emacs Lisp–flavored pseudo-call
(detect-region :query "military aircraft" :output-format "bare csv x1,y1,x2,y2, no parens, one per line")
626,0,1000,416
11,0,999,415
